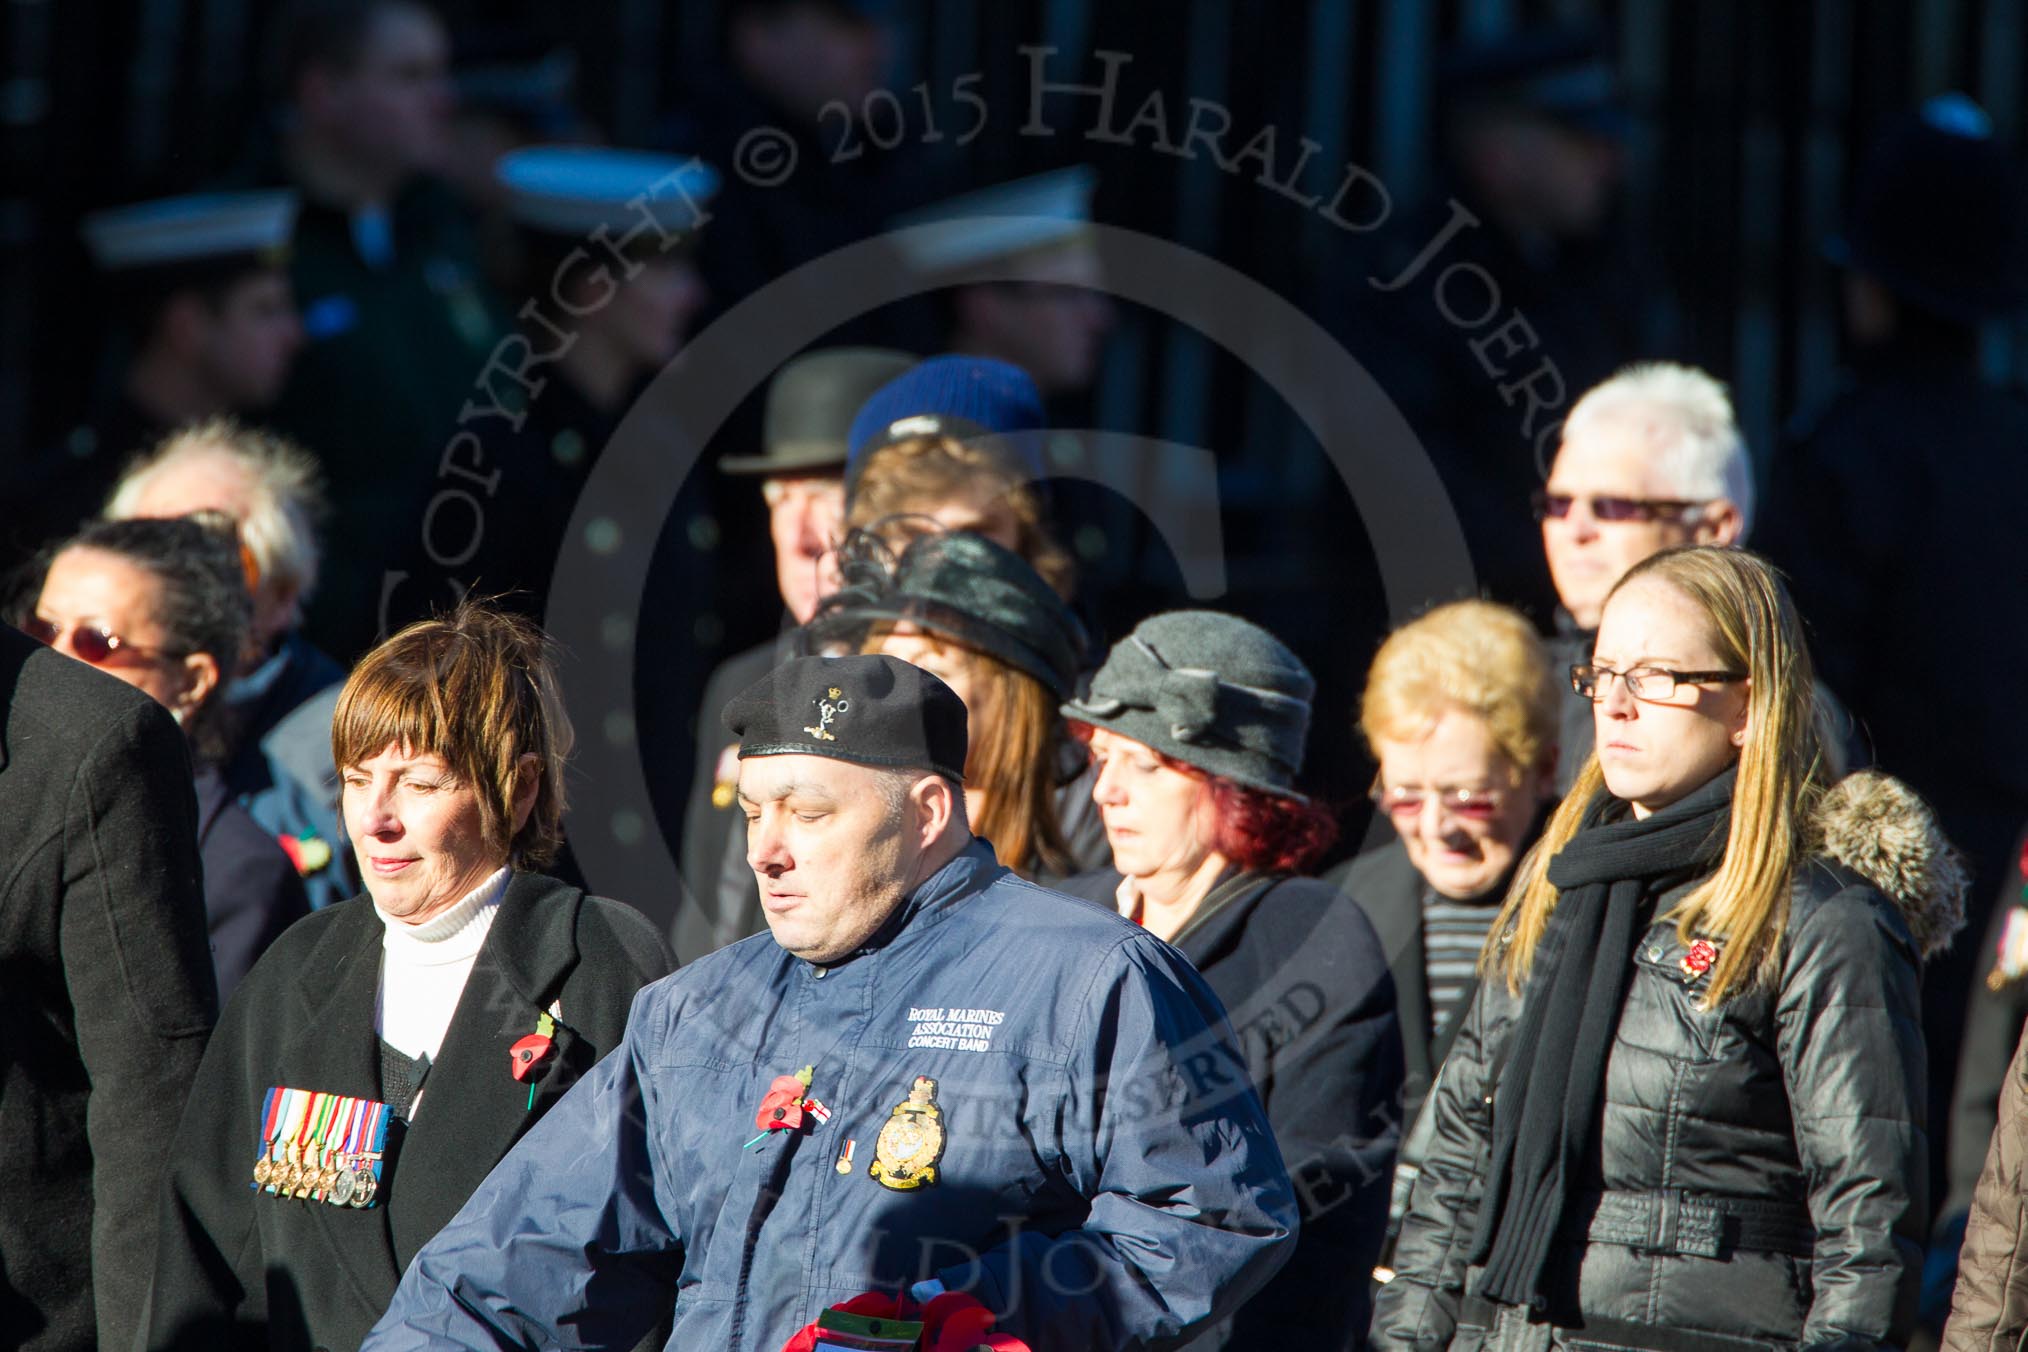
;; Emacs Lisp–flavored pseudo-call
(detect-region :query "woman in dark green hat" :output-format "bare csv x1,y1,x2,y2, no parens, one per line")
1060,608,1404,1349
809,526,1105,880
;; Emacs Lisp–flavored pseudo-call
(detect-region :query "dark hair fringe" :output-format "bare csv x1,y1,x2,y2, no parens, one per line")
54,515,252,762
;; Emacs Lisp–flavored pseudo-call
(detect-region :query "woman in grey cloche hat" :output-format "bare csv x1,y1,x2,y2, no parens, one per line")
1059,608,1405,1349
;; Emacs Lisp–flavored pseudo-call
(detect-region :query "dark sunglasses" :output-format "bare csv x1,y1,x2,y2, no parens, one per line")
20,616,180,667
1531,490,1709,523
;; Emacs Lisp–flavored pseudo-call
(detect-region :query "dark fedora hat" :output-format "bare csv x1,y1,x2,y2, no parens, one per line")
720,347,916,476
807,527,1086,698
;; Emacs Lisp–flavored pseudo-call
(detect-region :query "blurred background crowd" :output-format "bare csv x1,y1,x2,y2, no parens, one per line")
7,1,2028,1348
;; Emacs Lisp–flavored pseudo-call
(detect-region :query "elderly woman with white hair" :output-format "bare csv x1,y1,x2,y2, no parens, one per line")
107,418,355,905
1536,361,1860,792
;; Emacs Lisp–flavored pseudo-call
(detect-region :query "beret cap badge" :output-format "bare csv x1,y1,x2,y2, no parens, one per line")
725,653,968,783
804,687,849,742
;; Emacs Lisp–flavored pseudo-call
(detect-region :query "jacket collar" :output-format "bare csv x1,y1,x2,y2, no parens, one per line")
295,870,581,1024
384,871,585,1268
192,764,231,840
822,836,1004,969
1163,865,1258,952
1080,863,1268,959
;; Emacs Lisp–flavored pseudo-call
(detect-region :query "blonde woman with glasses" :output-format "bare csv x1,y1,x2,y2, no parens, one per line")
1373,545,1965,1352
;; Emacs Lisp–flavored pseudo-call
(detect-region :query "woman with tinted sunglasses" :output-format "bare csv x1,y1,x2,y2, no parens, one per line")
1325,600,1560,1268
1373,546,1963,1352
1058,609,1403,1349
26,515,307,999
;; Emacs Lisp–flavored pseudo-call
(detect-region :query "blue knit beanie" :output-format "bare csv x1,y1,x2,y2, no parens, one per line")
844,356,1046,487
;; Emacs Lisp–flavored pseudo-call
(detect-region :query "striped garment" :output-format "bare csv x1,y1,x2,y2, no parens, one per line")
1423,894,1503,1037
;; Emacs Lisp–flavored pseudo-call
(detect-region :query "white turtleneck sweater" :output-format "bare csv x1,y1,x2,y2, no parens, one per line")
374,867,510,1063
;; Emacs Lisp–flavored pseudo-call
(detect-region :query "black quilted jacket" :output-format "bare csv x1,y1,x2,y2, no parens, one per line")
1371,771,1966,1352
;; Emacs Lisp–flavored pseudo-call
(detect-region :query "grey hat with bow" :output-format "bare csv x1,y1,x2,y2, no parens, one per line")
1061,610,1315,800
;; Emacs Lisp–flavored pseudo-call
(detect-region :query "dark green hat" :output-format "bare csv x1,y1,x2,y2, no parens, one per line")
808,529,1086,698
720,348,916,476
1061,610,1315,800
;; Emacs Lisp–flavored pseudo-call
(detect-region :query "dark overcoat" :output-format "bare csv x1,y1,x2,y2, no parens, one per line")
0,628,217,1352
142,871,674,1352
194,765,310,1003
1062,867,1405,1350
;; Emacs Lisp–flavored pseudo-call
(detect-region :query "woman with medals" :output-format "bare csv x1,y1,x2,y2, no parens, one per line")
141,601,673,1352
1372,546,1964,1350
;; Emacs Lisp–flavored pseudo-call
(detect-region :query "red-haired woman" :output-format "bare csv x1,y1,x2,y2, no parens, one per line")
1060,610,1404,1350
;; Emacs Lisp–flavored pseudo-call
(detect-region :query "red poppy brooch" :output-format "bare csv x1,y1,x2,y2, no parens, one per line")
1679,938,1719,979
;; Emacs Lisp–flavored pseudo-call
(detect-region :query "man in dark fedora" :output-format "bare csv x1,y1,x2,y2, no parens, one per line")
675,347,913,961
369,653,1296,1350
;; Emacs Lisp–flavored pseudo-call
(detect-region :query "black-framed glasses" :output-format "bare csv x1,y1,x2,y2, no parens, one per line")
1571,662,1746,703
1532,490,1710,524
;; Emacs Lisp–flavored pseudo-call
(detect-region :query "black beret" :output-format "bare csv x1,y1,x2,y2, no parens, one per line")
723,653,968,782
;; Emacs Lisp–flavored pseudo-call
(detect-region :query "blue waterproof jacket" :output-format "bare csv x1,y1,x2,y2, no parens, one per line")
366,839,1298,1350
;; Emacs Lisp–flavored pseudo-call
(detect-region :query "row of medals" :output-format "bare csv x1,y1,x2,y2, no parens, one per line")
253,1150,378,1207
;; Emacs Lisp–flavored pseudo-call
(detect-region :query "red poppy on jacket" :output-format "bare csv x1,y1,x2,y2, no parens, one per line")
1681,939,1719,977
755,1075,809,1133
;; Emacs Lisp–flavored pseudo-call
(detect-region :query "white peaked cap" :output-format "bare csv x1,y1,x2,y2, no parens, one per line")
81,190,298,270
889,166,1098,275
496,145,720,237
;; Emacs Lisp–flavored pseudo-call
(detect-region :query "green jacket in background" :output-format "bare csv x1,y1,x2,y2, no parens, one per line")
269,177,505,663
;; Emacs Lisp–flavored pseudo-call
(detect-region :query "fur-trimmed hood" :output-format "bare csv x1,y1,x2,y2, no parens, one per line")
1810,769,1969,960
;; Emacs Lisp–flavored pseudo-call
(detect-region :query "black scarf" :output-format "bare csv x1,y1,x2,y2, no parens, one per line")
1468,764,1736,1310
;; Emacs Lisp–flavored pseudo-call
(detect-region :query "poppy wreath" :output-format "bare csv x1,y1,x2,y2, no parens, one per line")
776,1290,1032,1352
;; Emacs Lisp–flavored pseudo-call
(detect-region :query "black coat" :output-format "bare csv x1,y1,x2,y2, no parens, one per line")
142,871,675,1352
195,766,310,1004
275,180,506,662
1328,819,1559,1135
1327,839,1459,1131
1372,774,1959,1351
1062,868,1405,1350
0,629,217,1352
1766,353,2028,1239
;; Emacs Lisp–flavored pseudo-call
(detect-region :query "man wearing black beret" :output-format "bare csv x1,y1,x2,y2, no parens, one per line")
369,653,1298,1350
